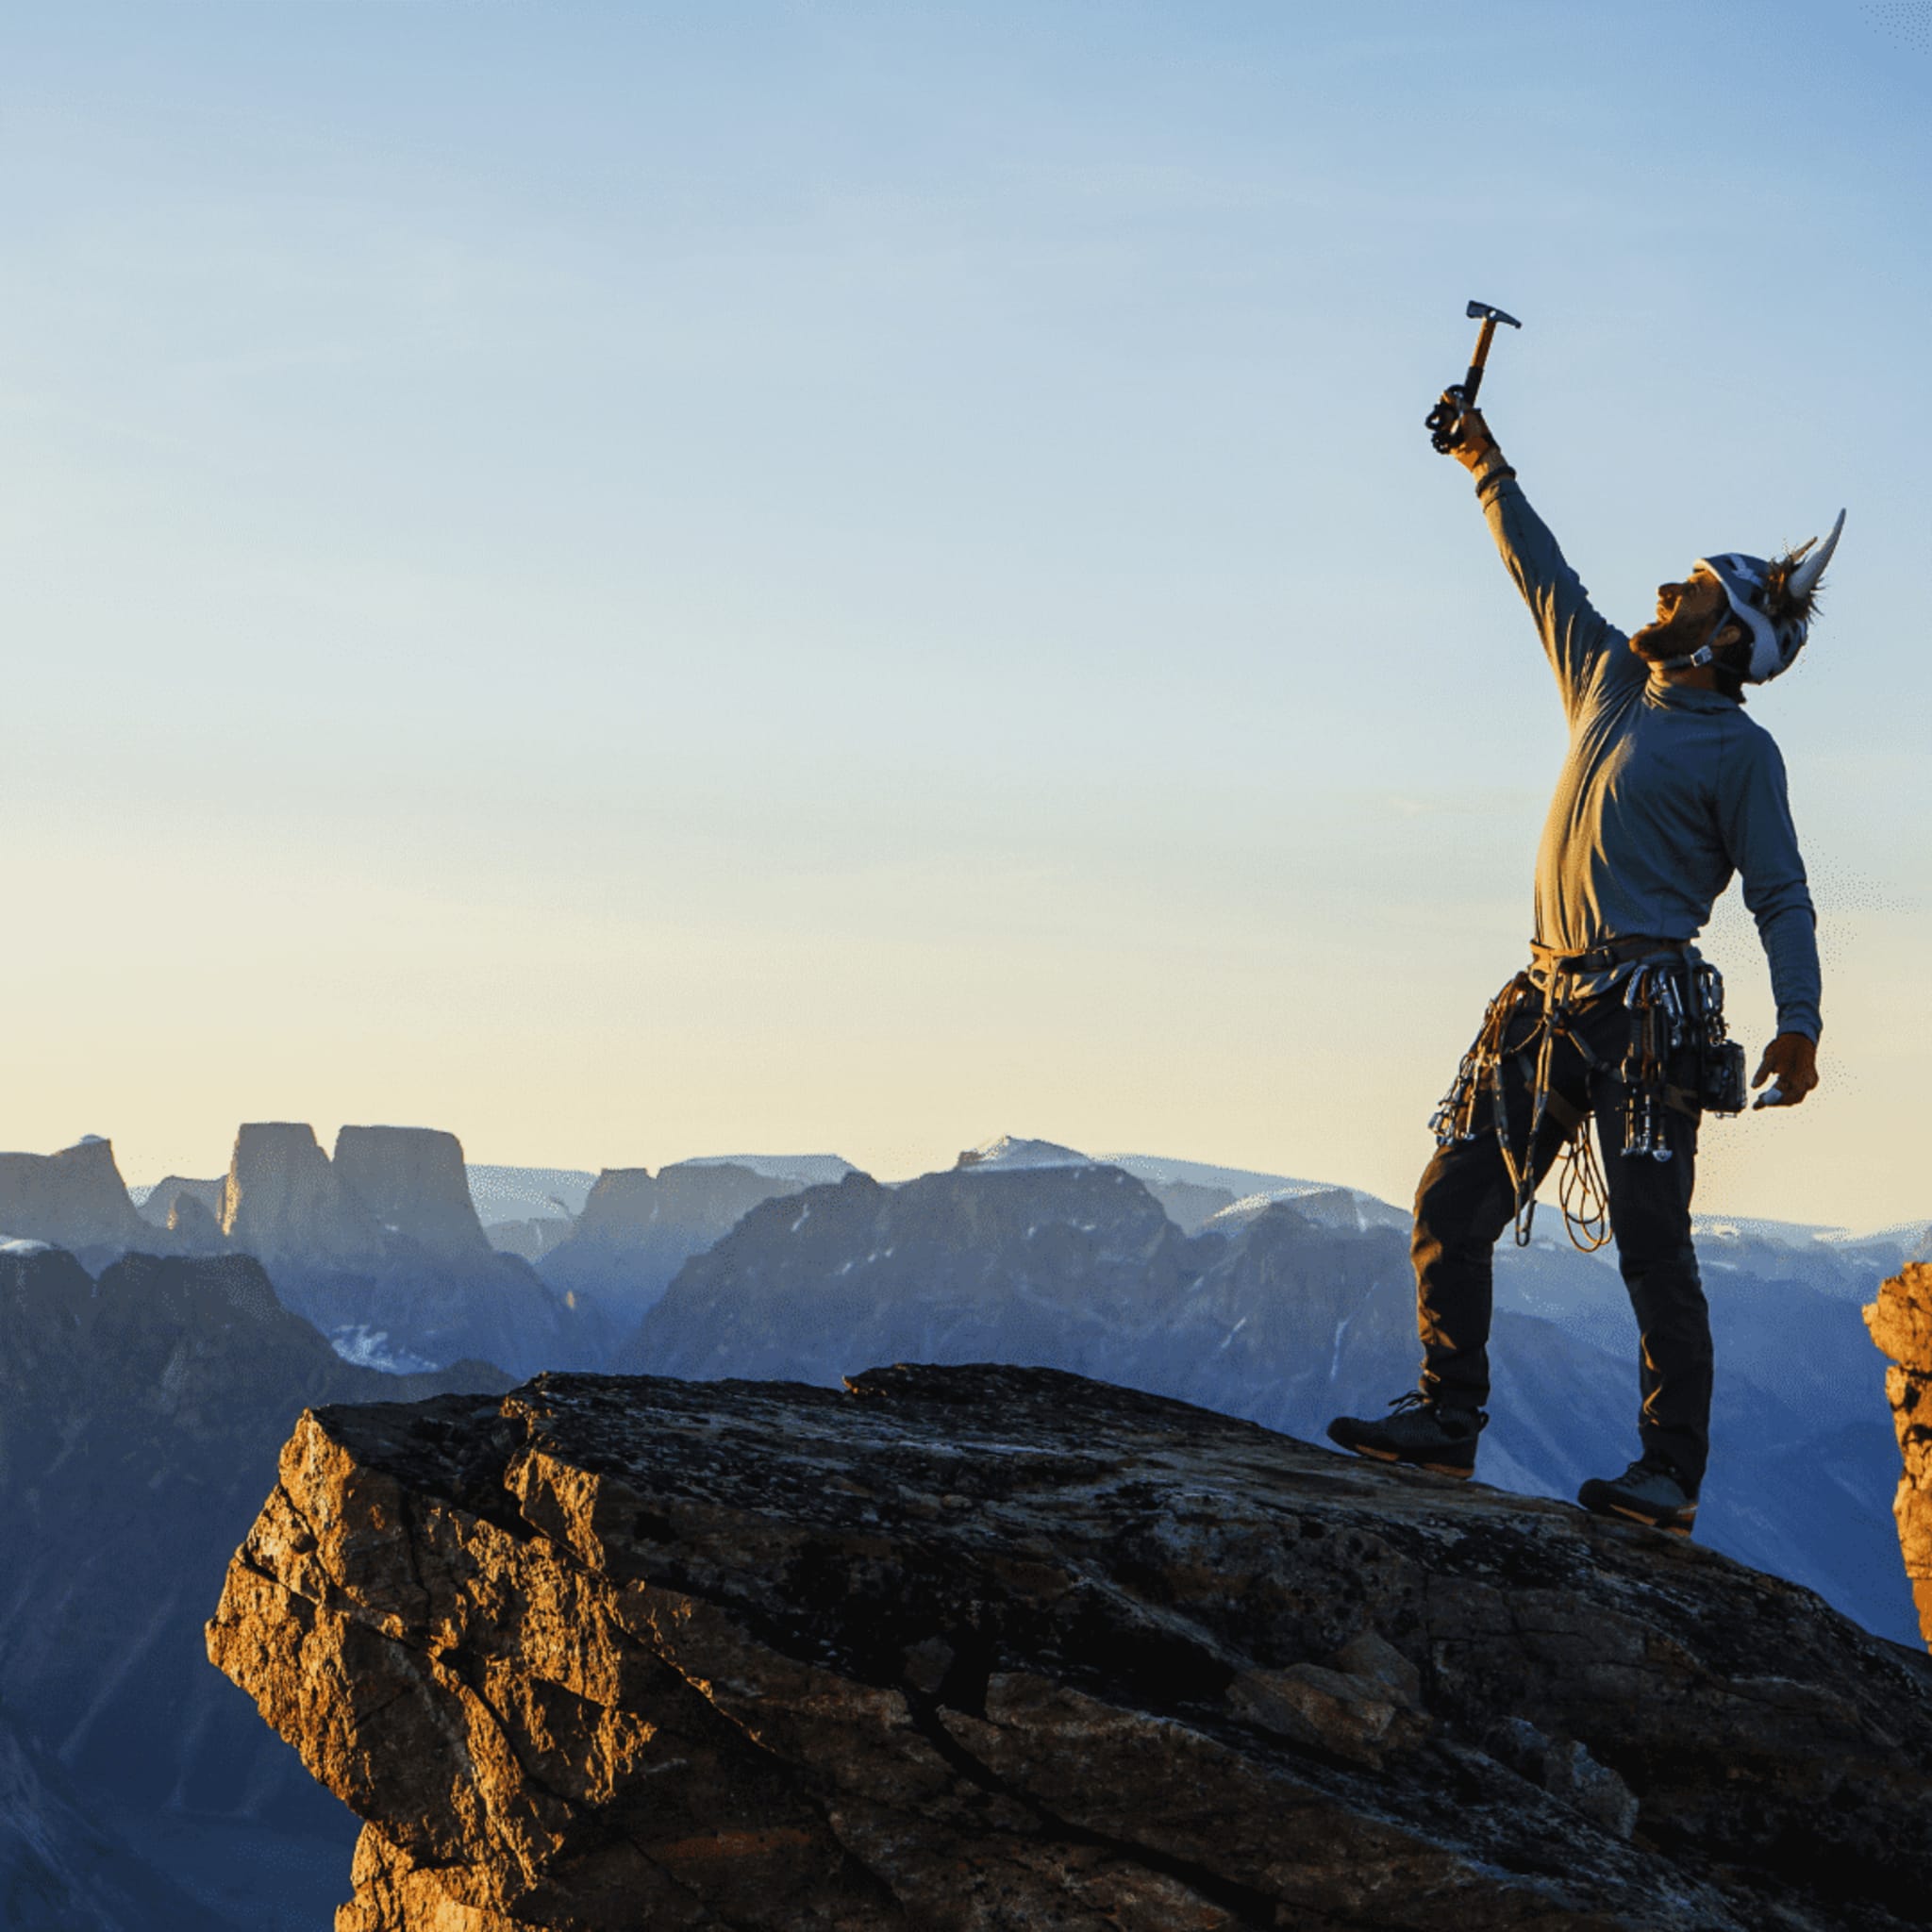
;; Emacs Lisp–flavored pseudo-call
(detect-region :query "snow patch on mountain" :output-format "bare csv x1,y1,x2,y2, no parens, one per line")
1101,1152,1347,1198
678,1154,858,1188
465,1165,597,1225
328,1326,439,1375
955,1136,1095,1173
1206,1186,1408,1237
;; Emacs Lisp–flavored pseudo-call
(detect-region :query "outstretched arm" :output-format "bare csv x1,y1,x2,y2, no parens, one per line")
1443,401,1628,718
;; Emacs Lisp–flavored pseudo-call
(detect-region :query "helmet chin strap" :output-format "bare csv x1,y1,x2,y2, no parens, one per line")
1654,611,1734,675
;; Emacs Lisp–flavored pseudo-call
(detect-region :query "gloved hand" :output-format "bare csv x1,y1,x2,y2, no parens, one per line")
1441,396,1503,474
1752,1032,1819,1108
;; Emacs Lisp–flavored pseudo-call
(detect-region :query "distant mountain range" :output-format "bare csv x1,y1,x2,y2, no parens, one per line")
610,1134,1925,1650
0,1120,1925,1927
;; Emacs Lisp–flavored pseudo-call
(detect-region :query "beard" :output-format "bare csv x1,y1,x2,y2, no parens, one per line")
1629,599,1718,664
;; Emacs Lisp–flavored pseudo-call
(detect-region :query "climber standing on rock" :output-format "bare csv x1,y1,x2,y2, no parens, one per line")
1326,367,1842,1538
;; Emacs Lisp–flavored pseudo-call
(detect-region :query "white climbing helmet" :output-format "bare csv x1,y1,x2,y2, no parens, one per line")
1695,510,1846,685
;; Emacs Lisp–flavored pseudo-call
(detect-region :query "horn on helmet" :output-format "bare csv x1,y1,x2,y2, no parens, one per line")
1787,509,1845,607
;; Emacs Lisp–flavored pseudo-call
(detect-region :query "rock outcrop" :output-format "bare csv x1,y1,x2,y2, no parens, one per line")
209,1363,1932,1931
0,1136,150,1255
334,1125,494,1261
620,1170,1917,1644
1867,1261,1932,1648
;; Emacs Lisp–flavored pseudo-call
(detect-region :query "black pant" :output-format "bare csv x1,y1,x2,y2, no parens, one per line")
1411,979,1711,1489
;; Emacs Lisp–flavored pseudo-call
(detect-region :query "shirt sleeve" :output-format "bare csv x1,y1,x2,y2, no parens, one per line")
1718,724,1823,1041
1474,466,1636,719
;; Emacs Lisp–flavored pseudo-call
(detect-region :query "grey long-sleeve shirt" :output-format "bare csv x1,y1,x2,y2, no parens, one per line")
1474,466,1822,1041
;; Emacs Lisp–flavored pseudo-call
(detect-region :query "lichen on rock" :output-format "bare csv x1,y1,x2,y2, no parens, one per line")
209,1363,1932,1930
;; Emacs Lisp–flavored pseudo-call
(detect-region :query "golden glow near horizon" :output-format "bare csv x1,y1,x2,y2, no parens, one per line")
2,5,1926,1232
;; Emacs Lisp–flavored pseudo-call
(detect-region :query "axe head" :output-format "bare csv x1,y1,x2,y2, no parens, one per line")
1466,299,1522,329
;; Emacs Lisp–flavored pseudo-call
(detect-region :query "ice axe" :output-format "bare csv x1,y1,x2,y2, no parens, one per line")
1425,300,1522,453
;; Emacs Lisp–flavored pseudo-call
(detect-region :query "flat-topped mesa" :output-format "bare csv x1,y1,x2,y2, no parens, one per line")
222,1123,386,1265
0,1137,149,1254
208,1363,1932,1932
1867,1261,1932,1649
333,1125,493,1262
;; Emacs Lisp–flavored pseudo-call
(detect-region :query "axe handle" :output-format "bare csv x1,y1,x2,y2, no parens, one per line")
1459,315,1501,408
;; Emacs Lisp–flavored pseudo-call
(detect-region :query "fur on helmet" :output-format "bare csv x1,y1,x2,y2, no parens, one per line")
1696,510,1845,685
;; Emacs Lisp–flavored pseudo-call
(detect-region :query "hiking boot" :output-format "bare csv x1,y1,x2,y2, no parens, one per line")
1577,1455,1699,1536
1325,1391,1486,1478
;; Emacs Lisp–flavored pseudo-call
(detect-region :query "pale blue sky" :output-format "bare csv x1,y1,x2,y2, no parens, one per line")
2,2,1926,1224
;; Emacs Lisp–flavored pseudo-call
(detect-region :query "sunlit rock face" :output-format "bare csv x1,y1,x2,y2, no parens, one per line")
0,1137,149,1256
1867,1261,1932,1648
223,1123,386,1265
333,1125,493,1262
208,1363,1932,1931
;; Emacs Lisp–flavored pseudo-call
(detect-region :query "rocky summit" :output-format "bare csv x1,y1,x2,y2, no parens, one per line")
210,1364,1932,1930
619,1168,1914,1643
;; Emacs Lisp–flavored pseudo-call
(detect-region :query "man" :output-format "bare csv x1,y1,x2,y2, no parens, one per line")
1326,398,1842,1536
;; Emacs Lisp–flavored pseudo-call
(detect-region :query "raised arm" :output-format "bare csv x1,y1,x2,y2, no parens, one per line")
1445,403,1631,718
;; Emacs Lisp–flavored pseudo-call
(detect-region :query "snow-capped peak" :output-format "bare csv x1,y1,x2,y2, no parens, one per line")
955,1135,1094,1173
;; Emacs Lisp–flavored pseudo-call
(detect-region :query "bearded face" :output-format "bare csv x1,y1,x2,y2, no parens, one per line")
1627,567,1739,665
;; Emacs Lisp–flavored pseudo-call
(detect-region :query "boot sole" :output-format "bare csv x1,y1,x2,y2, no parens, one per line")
1340,1442,1475,1480
1605,1502,1695,1536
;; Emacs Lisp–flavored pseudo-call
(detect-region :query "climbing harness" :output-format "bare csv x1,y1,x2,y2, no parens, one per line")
1428,946,1742,1253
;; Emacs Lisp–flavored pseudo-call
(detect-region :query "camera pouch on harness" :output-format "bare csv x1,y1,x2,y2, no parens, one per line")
1689,959,1748,1115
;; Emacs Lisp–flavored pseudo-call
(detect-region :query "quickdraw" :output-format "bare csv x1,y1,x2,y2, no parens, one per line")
1622,961,1688,1162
